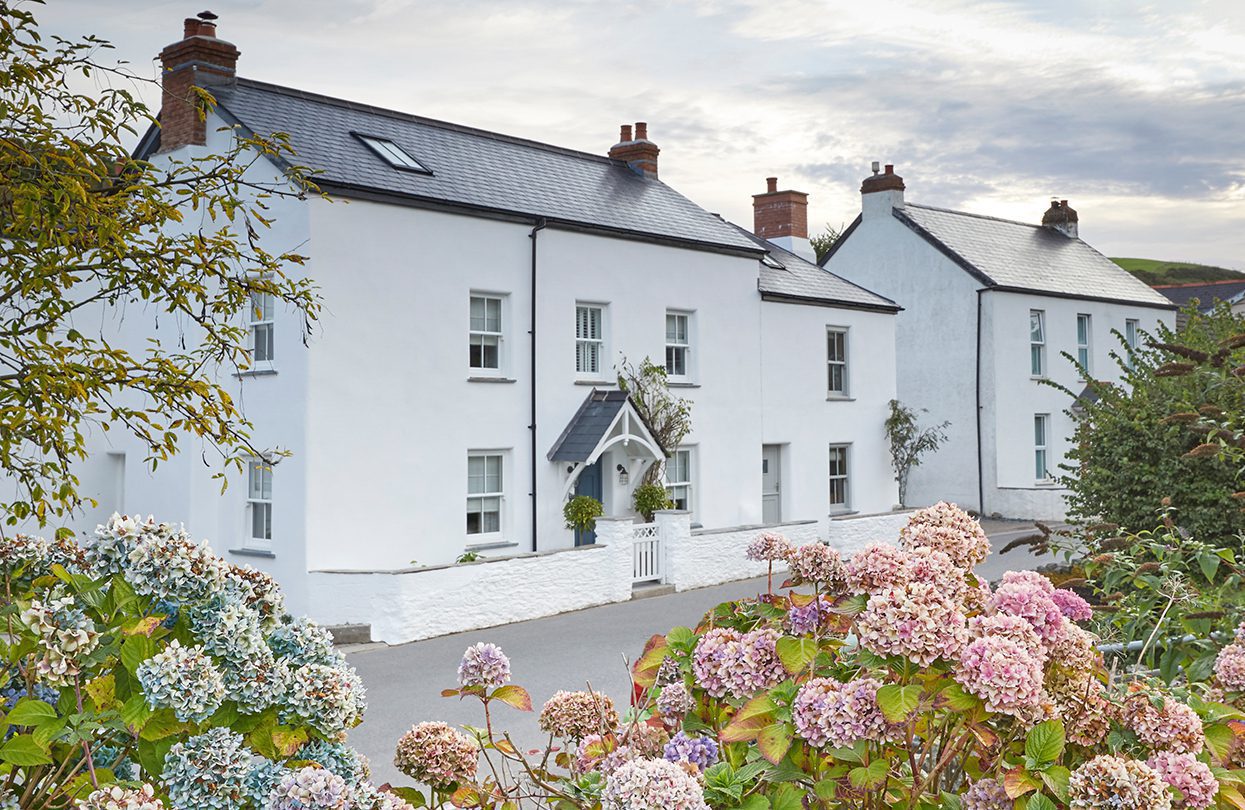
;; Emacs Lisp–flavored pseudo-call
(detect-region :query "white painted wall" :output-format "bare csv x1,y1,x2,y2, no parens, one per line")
666,519,820,592
826,509,914,557
759,300,898,520
823,204,983,511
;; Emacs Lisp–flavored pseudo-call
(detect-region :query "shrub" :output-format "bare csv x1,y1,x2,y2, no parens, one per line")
632,484,673,522
564,495,605,533
386,502,1245,809
0,515,408,809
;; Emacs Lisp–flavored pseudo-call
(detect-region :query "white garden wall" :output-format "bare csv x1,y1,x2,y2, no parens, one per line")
307,517,634,644
665,517,820,592
825,509,915,556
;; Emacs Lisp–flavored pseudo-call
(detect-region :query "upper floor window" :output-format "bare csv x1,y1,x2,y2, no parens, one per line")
469,295,503,372
1034,414,1051,480
665,311,691,380
827,327,848,396
247,459,273,548
249,290,275,362
1029,310,1046,377
1124,319,1140,369
829,444,850,511
467,453,504,538
665,448,693,513
575,304,604,376
1076,314,1092,374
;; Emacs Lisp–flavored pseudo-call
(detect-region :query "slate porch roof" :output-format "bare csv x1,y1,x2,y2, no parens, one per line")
149,78,763,255
547,389,665,463
1153,279,1245,311
824,203,1176,310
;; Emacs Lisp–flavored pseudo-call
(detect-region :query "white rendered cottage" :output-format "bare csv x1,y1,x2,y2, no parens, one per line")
821,165,1177,519
66,17,901,615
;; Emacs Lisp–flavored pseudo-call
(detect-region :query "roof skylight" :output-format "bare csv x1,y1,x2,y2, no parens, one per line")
354,133,431,174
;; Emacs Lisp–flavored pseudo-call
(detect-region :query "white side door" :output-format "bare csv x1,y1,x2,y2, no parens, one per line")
761,445,781,524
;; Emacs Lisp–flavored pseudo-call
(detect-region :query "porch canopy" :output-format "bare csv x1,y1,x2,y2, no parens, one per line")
549,389,666,497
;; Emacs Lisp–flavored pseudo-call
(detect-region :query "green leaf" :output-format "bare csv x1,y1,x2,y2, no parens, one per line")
666,626,695,648
389,787,426,807
0,734,52,766
775,636,818,674
757,723,792,765
120,694,153,730
1027,793,1057,810
736,796,769,810
138,708,189,741
120,634,156,675
137,737,175,781
848,759,889,789
1024,719,1065,765
876,684,921,723
6,698,57,727
939,682,983,712
767,783,804,810
1040,766,1071,803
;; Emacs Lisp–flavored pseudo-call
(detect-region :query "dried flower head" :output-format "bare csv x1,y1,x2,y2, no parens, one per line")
1068,755,1172,810
602,757,710,810
393,721,479,788
792,677,893,748
745,532,793,563
899,502,990,569
539,690,620,740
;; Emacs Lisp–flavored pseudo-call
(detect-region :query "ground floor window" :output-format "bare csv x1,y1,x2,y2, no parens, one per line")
467,453,504,538
828,444,850,510
665,448,693,514
1034,414,1050,480
247,459,273,547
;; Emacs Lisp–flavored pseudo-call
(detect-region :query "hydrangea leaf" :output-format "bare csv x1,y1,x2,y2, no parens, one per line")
271,725,308,758
491,685,533,712
1004,768,1040,799
756,723,792,765
6,698,57,727
1040,765,1070,802
767,782,805,810
1024,720,1065,765
1027,793,1057,810
775,637,818,674
0,733,52,766
876,684,921,723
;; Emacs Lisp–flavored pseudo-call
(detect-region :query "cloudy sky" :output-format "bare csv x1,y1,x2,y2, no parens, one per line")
43,0,1245,268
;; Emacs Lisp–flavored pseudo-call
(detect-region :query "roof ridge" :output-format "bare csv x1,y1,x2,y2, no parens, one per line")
231,77,620,167
901,202,1046,230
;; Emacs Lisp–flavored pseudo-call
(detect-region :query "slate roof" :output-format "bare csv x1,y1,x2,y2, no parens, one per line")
1153,279,1245,311
196,79,761,254
730,226,899,311
548,390,663,463
888,204,1176,309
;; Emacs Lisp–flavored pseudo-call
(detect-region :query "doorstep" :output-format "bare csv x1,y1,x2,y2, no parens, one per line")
327,623,373,645
631,582,675,600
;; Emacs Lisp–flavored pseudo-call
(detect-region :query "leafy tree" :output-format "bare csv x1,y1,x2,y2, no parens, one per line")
616,355,691,484
1056,303,1245,543
884,399,949,507
809,222,843,264
0,4,320,528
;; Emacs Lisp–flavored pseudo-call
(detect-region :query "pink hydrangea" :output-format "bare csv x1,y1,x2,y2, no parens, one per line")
745,532,793,563
393,722,479,788
1148,751,1218,809
602,758,709,810
456,643,511,689
844,543,910,594
968,613,1043,652
903,547,967,601
899,502,990,570
988,580,1066,645
857,582,968,666
956,635,1045,718
1069,755,1172,810
691,627,784,700
1051,588,1093,622
1048,623,1103,675
786,543,845,587
1000,570,1056,594
1214,643,1245,691
792,677,892,748
657,682,695,718
1124,692,1205,754
961,777,1012,810
539,690,620,740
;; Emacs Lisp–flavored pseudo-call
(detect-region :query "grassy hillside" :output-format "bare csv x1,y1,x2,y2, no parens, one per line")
1113,257,1244,287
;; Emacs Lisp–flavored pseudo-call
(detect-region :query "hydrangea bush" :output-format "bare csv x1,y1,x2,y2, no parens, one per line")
0,515,408,809
381,502,1245,810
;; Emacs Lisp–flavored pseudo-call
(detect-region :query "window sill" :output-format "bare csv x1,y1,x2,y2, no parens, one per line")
574,379,615,386
829,509,858,519
234,368,279,379
464,540,519,552
468,376,517,383
1030,375,1047,381
1033,480,1059,488
667,381,700,389
826,394,855,402
230,547,275,558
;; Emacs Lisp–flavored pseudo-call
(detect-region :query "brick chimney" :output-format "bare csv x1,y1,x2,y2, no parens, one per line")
157,12,240,152
1042,199,1079,238
752,177,814,261
608,122,659,178
860,162,905,220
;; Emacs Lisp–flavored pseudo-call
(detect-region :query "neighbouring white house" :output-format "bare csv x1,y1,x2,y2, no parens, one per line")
821,165,1177,519
64,16,902,618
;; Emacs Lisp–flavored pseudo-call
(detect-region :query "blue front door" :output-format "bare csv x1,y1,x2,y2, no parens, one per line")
574,460,603,546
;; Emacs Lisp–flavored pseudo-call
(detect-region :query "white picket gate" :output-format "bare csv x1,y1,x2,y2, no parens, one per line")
632,522,664,584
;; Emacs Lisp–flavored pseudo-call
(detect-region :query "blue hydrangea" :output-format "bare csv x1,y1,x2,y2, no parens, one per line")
126,533,228,606
162,728,252,810
136,640,225,723
93,743,137,781
187,594,266,664
298,739,370,785
244,757,289,808
221,648,287,716
663,731,719,772
267,617,343,667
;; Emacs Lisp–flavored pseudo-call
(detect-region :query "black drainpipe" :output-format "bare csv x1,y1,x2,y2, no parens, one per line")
529,218,547,553
975,288,986,516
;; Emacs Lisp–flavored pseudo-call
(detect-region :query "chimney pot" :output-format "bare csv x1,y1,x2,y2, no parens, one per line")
608,122,658,178
766,177,778,193
753,177,809,241
619,124,632,142
635,122,648,140
884,164,894,175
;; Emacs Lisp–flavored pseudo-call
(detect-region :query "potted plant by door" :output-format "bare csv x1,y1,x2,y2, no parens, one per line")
632,482,673,522
564,495,604,545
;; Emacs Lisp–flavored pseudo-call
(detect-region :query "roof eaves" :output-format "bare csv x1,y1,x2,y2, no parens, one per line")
315,179,766,258
985,285,1179,311
759,291,902,313
891,207,997,288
